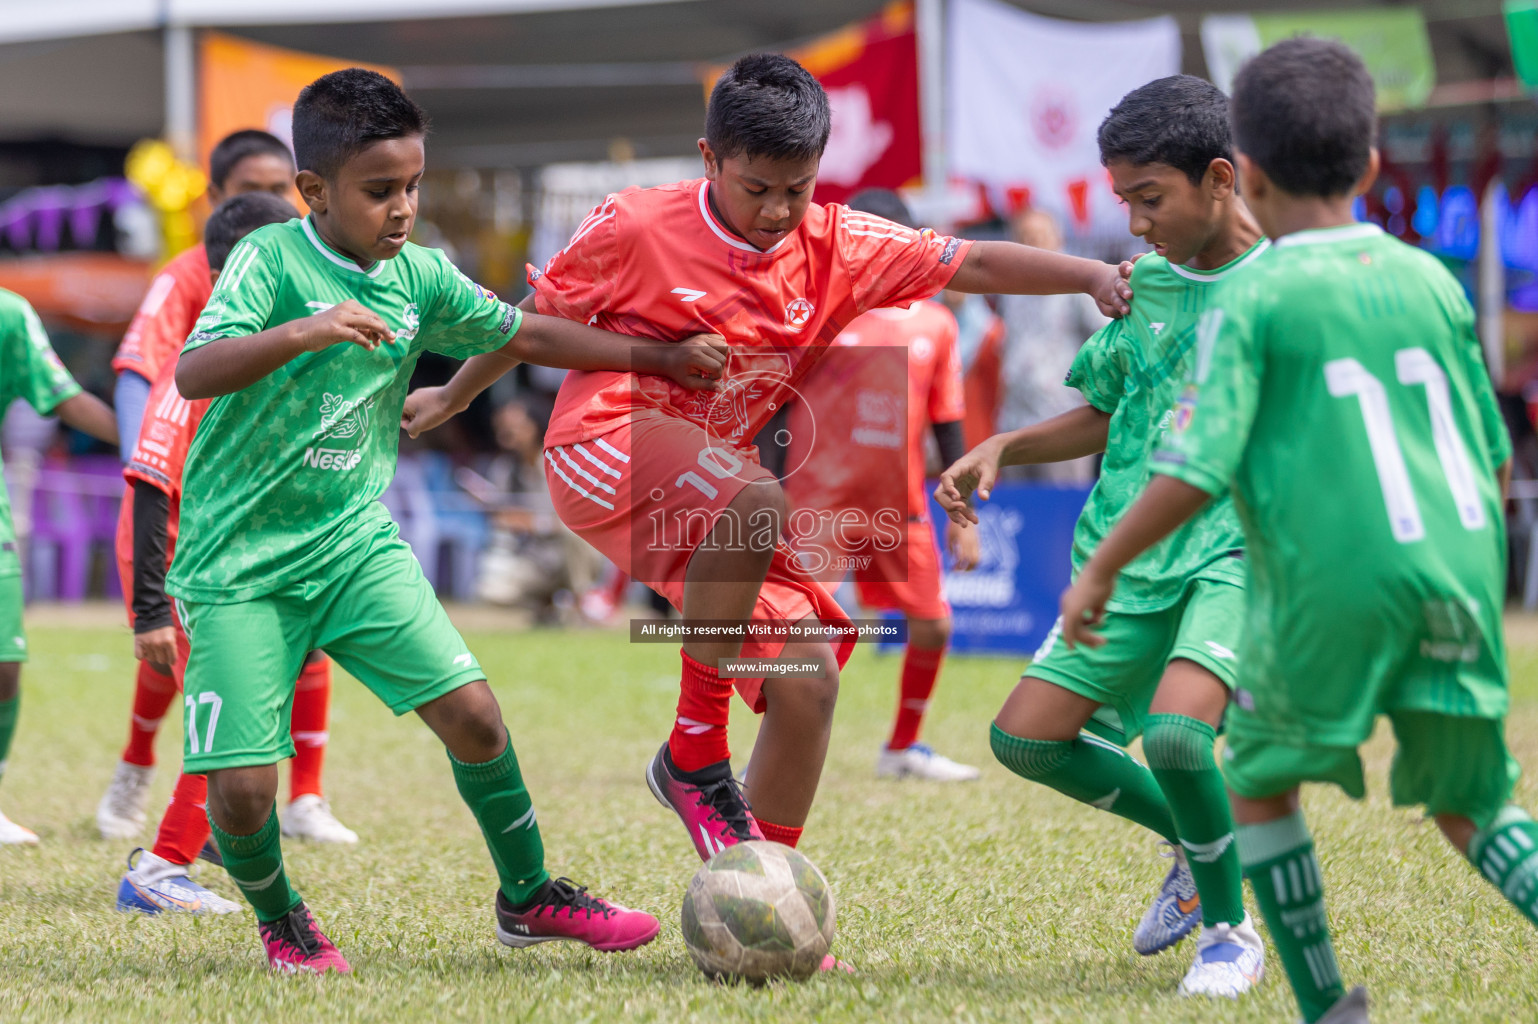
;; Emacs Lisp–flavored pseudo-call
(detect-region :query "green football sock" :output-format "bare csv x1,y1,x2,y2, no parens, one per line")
210,806,302,923
1470,805,1538,928
1143,714,1245,927
449,738,550,904
1238,811,1345,1023
0,694,17,789
990,721,1177,842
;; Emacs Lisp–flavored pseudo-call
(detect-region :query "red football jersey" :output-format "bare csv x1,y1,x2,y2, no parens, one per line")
115,352,209,568
113,244,212,382
534,179,972,449
783,302,964,520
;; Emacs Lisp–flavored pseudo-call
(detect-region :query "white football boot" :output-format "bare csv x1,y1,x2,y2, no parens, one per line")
1177,913,1265,998
876,743,981,782
0,808,38,845
281,795,359,844
97,760,155,839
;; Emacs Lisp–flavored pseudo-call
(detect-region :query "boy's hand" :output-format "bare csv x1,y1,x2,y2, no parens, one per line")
400,386,462,438
1089,261,1134,318
945,519,981,571
133,626,177,672
295,300,394,353
1059,565,1114,649
936,438,1004,525
666,334,728,391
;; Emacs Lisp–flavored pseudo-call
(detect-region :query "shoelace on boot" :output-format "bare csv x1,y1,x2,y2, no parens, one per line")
539,878,615,920
266,907,323,957
695,775,757,842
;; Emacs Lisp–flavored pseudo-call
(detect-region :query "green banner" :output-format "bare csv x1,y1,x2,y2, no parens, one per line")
1508,1,1538,92
1202,9,1435,111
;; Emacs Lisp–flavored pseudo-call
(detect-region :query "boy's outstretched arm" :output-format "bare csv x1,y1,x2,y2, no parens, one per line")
402,297,727,438
948,241,1134,318
936,406,1111,524
1058,475,1212,647
176,299,393,399
55,392,119,448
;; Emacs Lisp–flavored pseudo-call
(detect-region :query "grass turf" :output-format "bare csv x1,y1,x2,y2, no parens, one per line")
1,609,1537,1022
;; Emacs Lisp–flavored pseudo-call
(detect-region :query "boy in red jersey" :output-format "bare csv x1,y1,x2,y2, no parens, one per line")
780,189,981,783
112,194,360,915
99,130,298,839
404,54,1131,865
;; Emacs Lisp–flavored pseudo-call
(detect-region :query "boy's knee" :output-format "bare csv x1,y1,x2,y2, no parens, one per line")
907,617,951,651
420,682,507,762
989,720,1070,779
1142,714,1217,772
765,653,839,720
730,479,786,542
208,767,278,828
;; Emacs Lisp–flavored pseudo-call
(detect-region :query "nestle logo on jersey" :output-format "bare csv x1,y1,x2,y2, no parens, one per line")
302,447,364,471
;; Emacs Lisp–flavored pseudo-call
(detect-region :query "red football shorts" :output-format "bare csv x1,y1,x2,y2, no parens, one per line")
852,517,950,621
544,412,855,713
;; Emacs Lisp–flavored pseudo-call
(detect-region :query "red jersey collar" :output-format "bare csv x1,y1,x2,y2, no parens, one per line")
696,180,793,257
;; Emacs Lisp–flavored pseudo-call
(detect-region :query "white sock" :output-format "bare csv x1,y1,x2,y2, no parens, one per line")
132,850,190,885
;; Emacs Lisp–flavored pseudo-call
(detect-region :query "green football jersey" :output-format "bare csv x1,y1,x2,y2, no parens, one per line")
1065,240,1268,612
166,216,523,604
0,288,82,577
1154,223,1512,723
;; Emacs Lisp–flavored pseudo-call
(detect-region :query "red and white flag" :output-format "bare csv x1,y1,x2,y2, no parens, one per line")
795,2,922,206
947,0,1180,229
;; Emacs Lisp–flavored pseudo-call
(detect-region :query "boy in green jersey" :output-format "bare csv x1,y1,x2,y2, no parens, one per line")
937,75,1266,998
0,292,117,845
167,69,724,974
1063,40,1533,1023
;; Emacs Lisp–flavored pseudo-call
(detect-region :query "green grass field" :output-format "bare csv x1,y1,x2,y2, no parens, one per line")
2,607,1537,1022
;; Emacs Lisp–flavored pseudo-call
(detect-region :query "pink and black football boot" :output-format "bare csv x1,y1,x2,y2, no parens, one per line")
496,877,660,952
259,903,351,975
645,743,764,861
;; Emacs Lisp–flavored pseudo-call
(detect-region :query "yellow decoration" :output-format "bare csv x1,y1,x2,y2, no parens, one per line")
125,138,208,260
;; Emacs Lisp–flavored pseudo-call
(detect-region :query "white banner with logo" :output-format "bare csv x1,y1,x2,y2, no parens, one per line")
946,0,1180,229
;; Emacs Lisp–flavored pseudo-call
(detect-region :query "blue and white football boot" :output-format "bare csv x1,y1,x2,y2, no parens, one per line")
1133,841,1201,954
116,848,242,915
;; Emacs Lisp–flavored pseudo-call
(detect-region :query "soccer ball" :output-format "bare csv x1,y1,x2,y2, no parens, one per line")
680,841,836,983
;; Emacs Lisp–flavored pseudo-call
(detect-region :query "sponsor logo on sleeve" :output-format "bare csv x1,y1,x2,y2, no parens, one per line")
397,303,420,345
1172,384,1198,432
938,237,962,265
498,305,518,335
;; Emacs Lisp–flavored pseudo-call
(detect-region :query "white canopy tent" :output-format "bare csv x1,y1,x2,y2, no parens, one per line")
0,0,1516,172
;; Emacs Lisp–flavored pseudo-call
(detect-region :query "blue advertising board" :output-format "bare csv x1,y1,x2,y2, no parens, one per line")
878,480,1093,657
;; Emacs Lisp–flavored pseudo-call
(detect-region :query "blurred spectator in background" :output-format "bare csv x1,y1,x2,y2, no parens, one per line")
464,391,603,622
936,289,1004,453
995,208,1105,483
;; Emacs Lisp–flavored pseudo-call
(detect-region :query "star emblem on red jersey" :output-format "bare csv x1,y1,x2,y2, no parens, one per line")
784,297,815,331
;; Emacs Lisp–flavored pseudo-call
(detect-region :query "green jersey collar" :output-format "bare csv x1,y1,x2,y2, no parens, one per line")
1166,238,1271,282
1272,222,1382,250
302,216,385,279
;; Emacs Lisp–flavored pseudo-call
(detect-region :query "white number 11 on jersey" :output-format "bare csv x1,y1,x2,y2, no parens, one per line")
1325,348,1486,544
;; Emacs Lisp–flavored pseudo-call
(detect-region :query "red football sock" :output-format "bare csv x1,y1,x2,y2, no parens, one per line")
887,644,946,751
121,660,178,767
668,651,734,772
289,656,332,801
150,771,209,867
758,819,803,848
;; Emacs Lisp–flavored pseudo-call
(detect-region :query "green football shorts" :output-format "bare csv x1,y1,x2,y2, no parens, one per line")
177,523,484,773
0,573,26,663
1026,578,1243,745
1224,709,1519,830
